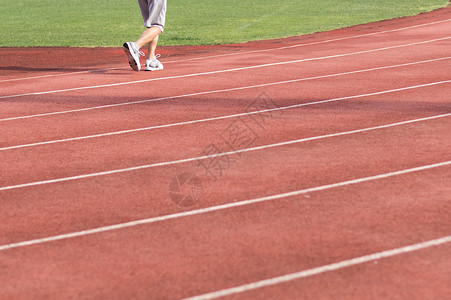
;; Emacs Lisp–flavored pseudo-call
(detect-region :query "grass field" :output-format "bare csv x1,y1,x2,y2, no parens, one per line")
0,0,448,47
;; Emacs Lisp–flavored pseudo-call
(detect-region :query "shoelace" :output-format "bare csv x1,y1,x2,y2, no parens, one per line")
130,43,146,57
148,54,161,62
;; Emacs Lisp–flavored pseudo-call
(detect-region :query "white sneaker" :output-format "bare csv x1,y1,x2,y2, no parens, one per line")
145,55,164,71
123,42,144,71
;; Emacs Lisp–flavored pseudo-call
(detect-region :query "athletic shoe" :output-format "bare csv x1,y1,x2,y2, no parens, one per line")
123,42,144,71
145,55,164,71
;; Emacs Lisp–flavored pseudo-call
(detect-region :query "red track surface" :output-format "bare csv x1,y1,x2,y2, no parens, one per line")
1,6,450,300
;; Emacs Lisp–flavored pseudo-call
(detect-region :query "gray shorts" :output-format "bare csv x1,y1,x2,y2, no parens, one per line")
137,0,167,32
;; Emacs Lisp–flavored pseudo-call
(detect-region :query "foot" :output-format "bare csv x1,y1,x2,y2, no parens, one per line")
145,55,164,71
123,42,144,71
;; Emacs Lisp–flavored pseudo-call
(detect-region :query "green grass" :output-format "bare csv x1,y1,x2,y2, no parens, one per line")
0,0,448,47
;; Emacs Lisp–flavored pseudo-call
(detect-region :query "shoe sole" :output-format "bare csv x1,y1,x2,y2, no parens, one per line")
123,43,140,71
144,65,164,71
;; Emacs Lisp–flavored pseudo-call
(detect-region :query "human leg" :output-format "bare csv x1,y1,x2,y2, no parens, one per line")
123,0,166,71
144,34,163,71
123,26,161,71
147,35,159,60
135,26,162,50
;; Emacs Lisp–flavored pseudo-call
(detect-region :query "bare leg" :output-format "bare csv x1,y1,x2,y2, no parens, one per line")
147,35,159,60
135,27,162,49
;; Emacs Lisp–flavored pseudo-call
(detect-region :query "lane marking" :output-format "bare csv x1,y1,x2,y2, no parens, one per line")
184,235,451,300
0,18,449,83
1,56,450,123
165,19,451,62
0,112,449,191
0,66,125,84
1,36,449,100
0,160,449,251
1,77,450,151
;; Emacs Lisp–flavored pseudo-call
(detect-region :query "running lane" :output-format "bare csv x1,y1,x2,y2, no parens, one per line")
0,5,450,300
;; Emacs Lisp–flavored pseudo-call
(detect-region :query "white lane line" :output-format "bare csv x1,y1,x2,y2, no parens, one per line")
1,78,450,151
0,160,449,252
1,18,449,83
0,112,449,191
1,36,449,100
1,56,450,123
0,66,126,84
162,18,451,64
184,235,451,300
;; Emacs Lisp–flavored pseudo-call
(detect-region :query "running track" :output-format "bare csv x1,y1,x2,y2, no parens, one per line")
0,6,450,299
